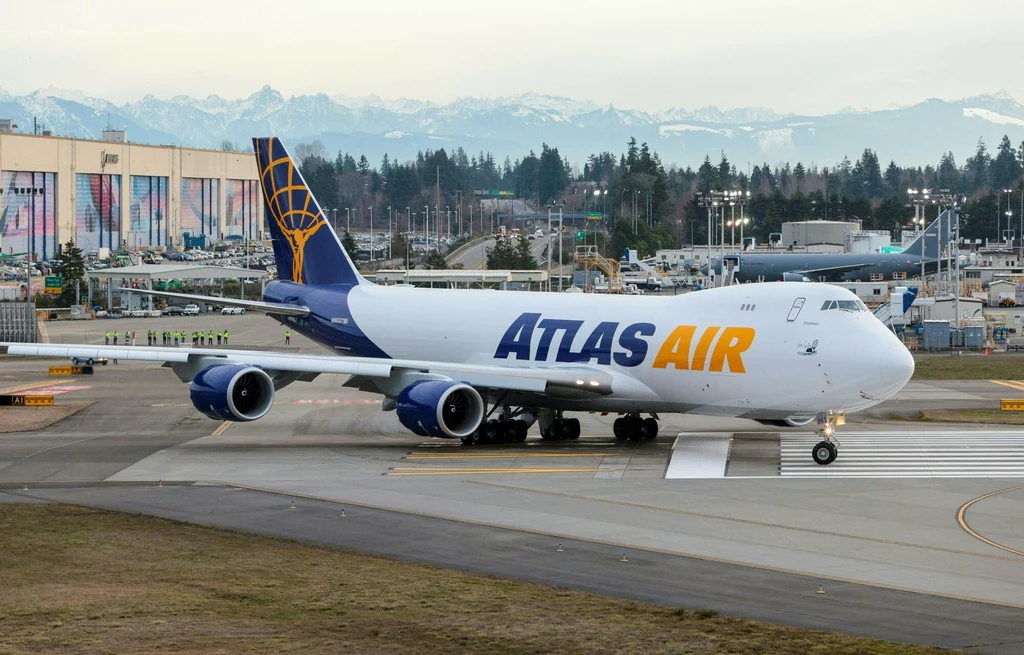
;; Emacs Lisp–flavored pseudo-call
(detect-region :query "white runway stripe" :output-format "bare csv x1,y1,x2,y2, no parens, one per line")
782,431,1024,478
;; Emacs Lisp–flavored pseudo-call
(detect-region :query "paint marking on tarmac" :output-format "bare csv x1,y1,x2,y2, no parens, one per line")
957,484,1024,558
210,421,232,437
989,380,1024,392
291,398,379,405
21,385,91,396
386,468,605,476
404,453,611,460
0,379,73,395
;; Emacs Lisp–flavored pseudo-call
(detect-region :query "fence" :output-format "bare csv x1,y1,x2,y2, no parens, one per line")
0,302,38,342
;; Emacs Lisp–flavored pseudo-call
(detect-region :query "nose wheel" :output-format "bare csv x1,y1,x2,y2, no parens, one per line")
811,410,844,466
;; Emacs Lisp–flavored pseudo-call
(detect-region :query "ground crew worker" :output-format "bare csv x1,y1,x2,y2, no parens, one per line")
146,331,151,346
104,331,110,345
174,331,179,346
125,330,131,346
217,330,223,345
199,330,205,346
207,330,213,345
223,330,229,345
113,332,118,345
285,329,291,345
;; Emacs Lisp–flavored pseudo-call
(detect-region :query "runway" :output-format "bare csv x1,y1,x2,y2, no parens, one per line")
3,314,1024,651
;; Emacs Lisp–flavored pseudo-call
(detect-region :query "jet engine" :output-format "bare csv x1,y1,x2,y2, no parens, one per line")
782,272,812,282
189,364,275,422
396,380,484,438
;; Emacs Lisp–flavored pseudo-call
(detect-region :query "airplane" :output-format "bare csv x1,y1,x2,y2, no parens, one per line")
0,137,915,466
701,214,953,283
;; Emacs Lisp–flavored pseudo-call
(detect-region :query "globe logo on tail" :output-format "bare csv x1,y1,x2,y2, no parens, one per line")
255,137,325,284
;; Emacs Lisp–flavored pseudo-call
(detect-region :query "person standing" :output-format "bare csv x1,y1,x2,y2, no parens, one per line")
113,332,118,345
104,331,110,345
207,329,213,345
125,330,131,346
285,329,291,345
223,329,229,346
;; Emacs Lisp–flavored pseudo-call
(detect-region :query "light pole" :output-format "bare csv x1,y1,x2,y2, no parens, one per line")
424,205,430,247
369,205,374,263
388,206,393,261
1002,189,1013,246
558,206,564,292
909,189,932,283
739,217,749,251
346,208,351,235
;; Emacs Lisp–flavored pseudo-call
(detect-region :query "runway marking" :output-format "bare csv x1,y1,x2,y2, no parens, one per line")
387,467,605,476
200,479,1024,610
956,484,1024,558
151,403,192,407
0,379,73,395
404,453,611,460
291,398,378,405
467,480,1024,564
21,385,91,396
989,380,1024,392
210,421,232,437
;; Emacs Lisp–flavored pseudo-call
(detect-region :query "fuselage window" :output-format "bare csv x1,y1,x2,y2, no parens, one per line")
837,300,860,312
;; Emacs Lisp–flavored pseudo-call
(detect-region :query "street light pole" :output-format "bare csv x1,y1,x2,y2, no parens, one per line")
388,206,393,261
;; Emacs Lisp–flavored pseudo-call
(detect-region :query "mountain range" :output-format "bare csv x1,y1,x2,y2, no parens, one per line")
2,86,1023,171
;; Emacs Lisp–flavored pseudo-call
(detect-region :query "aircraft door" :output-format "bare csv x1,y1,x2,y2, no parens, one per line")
786,297,806,322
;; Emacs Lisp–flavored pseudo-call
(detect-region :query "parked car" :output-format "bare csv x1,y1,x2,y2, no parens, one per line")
162,305,184,316
182,304,200,316
221,306,245,315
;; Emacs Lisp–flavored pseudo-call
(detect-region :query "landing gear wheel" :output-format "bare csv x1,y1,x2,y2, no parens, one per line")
462,429,482,446
641,418,659,440
481,422,497,445
613,418,626,440
565,418,581,440
812,441,837,466
513,420,528,443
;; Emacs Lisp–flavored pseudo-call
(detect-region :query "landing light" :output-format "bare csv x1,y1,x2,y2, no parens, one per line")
589,380,600,387
576,379,585,385
823,425,834,436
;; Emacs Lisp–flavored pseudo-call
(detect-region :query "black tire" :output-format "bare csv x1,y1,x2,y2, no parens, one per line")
548,420,564,441
613,417,626,440
513,420,528,442
812,441,837,466
626,416,644,441
86,358,94,366
642,418,659,440
481,423,497,444
566,418,581,440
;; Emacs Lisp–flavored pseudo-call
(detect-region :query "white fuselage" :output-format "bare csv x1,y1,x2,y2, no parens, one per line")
338,282,913,420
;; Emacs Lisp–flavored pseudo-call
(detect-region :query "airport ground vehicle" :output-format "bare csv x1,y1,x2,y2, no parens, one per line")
0,138,914,465
182,304,200,316
221,307,245,315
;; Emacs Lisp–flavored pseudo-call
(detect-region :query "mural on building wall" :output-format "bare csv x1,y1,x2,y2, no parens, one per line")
129,176,168,248
75,173,121,253
225,179,259,239
181,178,219,239
0,172,58,261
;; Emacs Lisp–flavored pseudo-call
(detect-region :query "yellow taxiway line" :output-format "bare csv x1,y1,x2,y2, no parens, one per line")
956,484,1024,558
405,453,610,460
210,421,232,437
990,380,1024,392
387,467,604,476
0,379,72,395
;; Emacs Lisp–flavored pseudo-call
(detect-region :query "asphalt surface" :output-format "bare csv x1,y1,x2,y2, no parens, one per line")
3,311,1024,652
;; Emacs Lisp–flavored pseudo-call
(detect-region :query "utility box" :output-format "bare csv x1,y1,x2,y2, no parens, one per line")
923,320,951,350
964,325,985,349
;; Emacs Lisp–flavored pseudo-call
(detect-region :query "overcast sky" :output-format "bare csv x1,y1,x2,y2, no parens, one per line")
3,0,1021,114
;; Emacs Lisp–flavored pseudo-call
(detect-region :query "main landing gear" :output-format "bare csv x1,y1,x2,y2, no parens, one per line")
461,418,529,446
540,415,581,441
613,414,659,441
811,410,845,466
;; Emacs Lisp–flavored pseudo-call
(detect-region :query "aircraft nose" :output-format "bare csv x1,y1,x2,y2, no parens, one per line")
879,342,915,388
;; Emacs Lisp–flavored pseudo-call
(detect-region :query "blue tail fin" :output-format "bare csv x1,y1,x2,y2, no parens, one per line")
902,211,952,260
253,137,362,286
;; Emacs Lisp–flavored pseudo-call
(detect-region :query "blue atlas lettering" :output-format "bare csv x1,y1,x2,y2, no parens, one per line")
537,319,584,361
570,321,619,364
494,312,541,360
614,322,656,367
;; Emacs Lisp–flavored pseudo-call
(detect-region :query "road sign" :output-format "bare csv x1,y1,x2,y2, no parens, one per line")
586,212,603,220
575,230,586,241
0,394,54,406
49,366,94,376
45,275,62,294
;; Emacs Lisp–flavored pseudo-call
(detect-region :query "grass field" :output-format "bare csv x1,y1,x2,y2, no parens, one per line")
917,408,1024,424
912,353,1024,380
0,504,949,655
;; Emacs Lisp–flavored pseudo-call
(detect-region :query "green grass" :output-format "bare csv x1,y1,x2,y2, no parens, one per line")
0,504,950,654
912,352,1024,380
918,408,1024,424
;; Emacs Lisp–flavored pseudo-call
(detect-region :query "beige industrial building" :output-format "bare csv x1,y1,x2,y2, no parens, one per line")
0,131,263,260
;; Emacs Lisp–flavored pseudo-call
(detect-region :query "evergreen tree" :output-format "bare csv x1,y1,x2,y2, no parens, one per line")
54,240,86,305
299,156,339,212
357,155,371,175
424,250,448,269
884,161,901,196
793,162,806,193
538,143,568,205
991,135,1022,191
341,232,357,258
965,138,991,192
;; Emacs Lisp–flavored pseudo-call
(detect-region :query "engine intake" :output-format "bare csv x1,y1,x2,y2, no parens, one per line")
396,380,484,438
190,364,275,422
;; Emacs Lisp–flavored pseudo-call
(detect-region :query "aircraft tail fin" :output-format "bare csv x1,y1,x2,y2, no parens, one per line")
253,137,363,286
902,211,952,260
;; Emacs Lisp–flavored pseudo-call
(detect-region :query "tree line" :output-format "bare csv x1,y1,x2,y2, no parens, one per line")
293,133,1024,258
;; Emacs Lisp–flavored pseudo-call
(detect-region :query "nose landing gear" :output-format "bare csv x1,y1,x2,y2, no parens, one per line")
811,410,844,465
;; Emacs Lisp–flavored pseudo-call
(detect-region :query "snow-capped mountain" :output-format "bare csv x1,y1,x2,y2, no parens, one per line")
1,86,1023,169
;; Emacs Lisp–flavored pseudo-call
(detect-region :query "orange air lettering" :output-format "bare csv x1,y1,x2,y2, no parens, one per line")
690,326,720,371
652,325,696,369
709,327,756,373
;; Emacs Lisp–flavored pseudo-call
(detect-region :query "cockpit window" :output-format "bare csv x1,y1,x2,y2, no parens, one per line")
821,299,866,312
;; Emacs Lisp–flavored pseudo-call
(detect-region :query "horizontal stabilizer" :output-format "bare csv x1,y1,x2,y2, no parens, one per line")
117,288,309,317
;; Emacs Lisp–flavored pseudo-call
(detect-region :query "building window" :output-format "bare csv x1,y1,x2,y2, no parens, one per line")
129,176,168,248
75,173,121,253
1,171,57,261
870,273,884,282
892,272,907,280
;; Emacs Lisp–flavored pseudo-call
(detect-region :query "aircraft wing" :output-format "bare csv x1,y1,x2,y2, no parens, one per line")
116,288,309,317
0,343,615,397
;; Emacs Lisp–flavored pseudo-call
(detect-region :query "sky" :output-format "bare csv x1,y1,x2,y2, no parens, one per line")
2,0,1022,114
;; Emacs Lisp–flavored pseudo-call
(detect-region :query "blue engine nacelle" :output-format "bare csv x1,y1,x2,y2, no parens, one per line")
396,380,484,438
189,364,275,422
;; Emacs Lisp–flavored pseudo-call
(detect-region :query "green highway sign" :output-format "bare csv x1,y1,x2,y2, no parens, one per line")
586,212,603,220
44,275,62,294
575,230,586,241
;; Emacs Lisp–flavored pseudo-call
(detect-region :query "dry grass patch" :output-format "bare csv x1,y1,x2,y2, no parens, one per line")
912,353,1024,380
0,504,949,654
